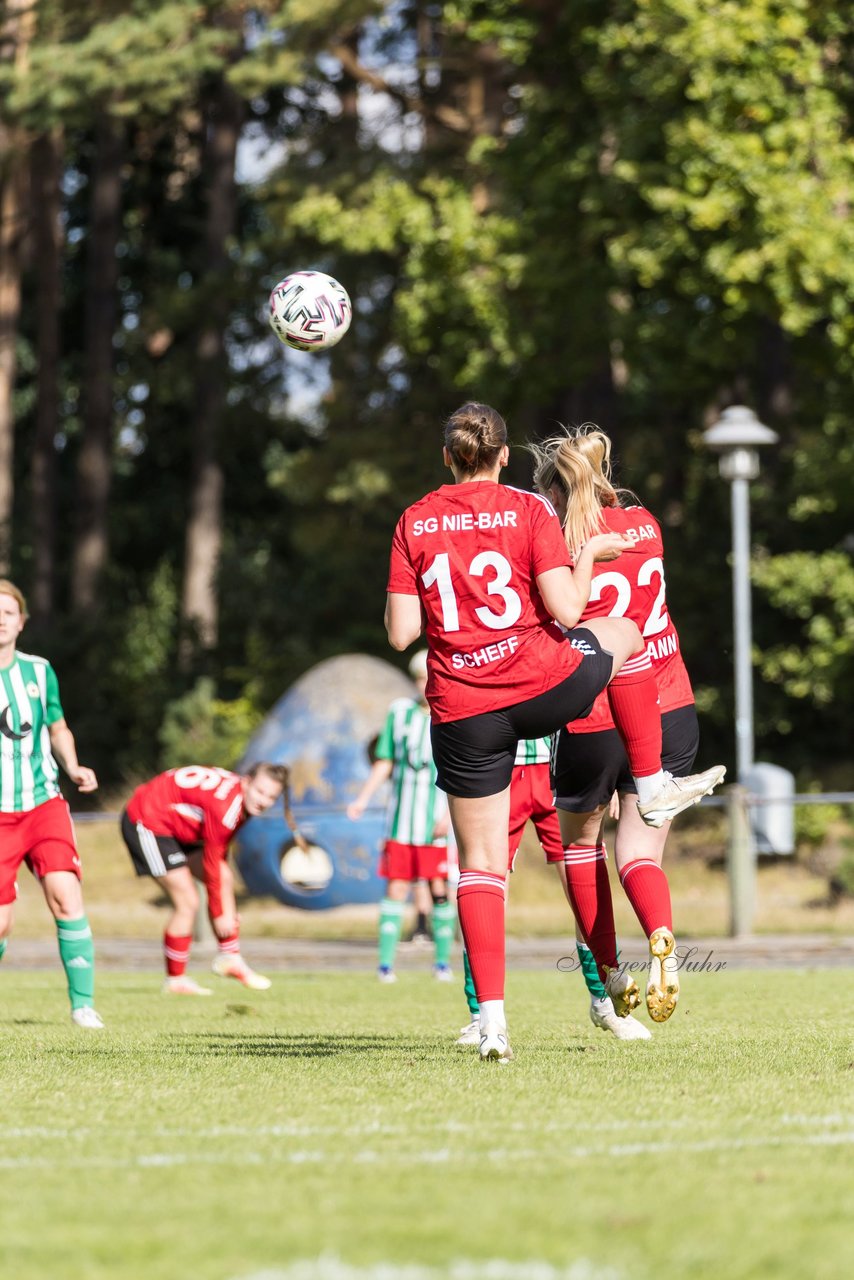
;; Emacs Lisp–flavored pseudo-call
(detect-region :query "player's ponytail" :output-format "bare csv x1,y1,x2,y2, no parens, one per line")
444,402,507,478
529,424,621,556
279,767,311,854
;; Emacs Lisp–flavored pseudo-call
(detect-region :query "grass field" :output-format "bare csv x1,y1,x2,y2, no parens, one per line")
1,968,851,1280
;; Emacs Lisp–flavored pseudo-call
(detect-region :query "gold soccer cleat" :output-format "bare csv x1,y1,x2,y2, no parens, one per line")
646,927,680,1022
604,964,641,1018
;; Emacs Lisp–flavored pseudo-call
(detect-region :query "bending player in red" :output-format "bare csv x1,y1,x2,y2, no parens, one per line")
385,402,723,1061
120,762,288,993
531,425,723,1023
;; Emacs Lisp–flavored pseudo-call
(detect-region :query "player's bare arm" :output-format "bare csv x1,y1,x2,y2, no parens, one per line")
48,720,98,793
211,860,238,939
385,591,423,650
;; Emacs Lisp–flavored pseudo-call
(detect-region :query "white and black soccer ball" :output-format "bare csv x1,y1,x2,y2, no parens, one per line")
268,270,352,351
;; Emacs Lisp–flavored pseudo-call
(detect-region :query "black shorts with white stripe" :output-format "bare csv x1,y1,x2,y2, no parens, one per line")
120,810,197,878
552,702,700,813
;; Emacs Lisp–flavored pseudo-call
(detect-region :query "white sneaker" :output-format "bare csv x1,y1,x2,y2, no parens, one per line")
604,965,641,1017
479,1021,513,1063
377,966,397,984
638,765,726,828
589,996,651,1041
432,963,454,982
456,1018,481,1046
646,927,680,1022
212,955,271,990
71,1006,104,1030
163,975,213,996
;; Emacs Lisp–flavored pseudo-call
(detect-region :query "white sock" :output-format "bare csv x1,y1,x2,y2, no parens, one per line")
635,770,668,805
479,999,505,1029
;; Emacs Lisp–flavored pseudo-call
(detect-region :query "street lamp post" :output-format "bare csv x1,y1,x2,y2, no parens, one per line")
703,405,779,783
703,405,778,938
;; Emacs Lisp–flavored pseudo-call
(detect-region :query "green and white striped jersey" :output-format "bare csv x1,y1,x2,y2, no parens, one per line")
375,697,447,846
514,736,552,767
0,652,64,812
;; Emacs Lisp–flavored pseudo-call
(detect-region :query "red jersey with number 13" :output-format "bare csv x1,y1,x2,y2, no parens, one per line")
566,503,693,734
388,482,583,722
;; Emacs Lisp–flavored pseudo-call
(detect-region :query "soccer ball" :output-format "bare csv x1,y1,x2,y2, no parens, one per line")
269,270,352,351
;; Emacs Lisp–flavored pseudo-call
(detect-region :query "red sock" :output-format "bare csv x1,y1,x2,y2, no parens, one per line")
606,651,662,778
562,844,618,981
164,933,191,977
456,870,506,1003
217,932,240,956
619,858,673,936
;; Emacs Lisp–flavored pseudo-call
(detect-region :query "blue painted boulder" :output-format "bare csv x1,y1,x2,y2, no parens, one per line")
235,653,414,910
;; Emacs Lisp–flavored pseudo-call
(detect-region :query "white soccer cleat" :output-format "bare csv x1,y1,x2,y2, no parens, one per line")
589,995,651,1041
456,1018,481,1046
163,975,213,996
646,927,680,1022
638,766,726,828
212,955,272,990
603,964,641,1017
432,963,454,983
479,1021,513,1063
377,966,397,984
71,1006,104,1030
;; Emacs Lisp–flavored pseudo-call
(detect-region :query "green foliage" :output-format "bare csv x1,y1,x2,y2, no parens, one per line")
794,791,844,851
158,676,262,770
753,551,854,705
7,0,854,788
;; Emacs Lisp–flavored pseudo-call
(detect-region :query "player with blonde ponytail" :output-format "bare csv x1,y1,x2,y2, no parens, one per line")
531,425,724,1025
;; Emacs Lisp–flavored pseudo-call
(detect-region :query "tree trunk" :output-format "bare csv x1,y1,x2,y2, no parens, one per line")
30,128,64,623
0,0,36,573
179,76,242,662
71,113,123,614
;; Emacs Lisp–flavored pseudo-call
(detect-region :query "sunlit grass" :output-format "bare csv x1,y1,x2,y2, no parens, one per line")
0,969,850,1280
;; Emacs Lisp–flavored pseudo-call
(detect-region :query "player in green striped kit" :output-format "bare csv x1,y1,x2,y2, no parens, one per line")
0,581,103,1028
457,735,650,1043
348,650,456,982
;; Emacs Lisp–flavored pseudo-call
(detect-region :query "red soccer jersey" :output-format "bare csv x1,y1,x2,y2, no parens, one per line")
387,482,582,722
567,503,694,733
126,766,247,916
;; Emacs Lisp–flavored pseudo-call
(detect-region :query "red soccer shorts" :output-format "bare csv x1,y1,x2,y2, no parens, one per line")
0,796,80,905
379,839,449,883
509,762,563,868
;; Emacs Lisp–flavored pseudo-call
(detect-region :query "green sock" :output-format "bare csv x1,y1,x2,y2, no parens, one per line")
0,938,7,961
462,948,479,1018
56,916,95,1010
576,940,607,1001
432,900,456,968
377,899,406,969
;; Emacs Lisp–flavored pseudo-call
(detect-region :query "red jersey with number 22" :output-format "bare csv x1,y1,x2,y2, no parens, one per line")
567,504,693,734
126,766,247,916
388,482,582,722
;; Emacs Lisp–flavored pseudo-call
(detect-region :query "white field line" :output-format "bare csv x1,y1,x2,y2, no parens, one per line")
233,1261,620,1280
0,1129,853,1171
2,1111,850,1143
